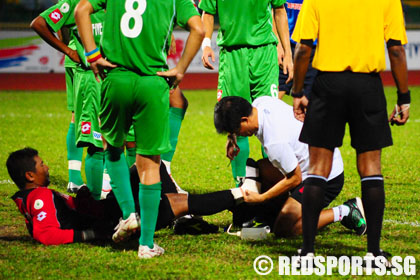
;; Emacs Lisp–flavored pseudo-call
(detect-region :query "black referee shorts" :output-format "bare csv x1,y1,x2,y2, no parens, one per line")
299,71,393,153
291,172,344,208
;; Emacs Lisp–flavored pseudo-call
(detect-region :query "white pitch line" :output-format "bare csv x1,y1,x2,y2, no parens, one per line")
384,219,420,227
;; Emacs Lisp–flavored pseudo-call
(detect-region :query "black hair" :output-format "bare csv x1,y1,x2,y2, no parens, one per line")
6,147,38,190
214,96,253,134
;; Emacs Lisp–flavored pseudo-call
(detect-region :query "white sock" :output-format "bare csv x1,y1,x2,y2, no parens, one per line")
241,178,261,194
332,205,350,222
162,160,171,175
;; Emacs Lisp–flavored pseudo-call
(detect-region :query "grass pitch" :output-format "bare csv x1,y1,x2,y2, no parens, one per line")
0,88,419,279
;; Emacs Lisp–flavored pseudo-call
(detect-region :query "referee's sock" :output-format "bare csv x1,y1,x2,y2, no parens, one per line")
139,182,161,249
231,136,250,187
105,147,135,219
161,107,186,163
361,175,385,256
67,122,84,186
301,176,327,255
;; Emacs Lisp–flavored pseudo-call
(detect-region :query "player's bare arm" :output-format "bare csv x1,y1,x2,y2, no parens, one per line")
292,42,311,122
388,44,410,125
271,9,285,67
201,12,216,70
274,6,293,82
157,15,205,88
30,16,81,64
74,0,116,81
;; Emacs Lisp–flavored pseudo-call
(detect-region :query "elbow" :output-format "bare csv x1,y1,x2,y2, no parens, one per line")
30,16,41,31
388,45,405,60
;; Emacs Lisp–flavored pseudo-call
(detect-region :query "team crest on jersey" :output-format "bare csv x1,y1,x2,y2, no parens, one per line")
34,199,44,210
37,211,47,222
81,122,91,134
49,9,63,24
217,89,223,101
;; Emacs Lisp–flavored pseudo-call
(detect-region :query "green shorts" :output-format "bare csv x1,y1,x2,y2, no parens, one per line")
126,125,135,142
100,67,171,155
217,43,279,102
74,68,103,149
65,67,75,111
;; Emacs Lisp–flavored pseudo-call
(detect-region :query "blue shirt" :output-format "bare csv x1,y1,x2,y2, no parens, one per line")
286,0,316,45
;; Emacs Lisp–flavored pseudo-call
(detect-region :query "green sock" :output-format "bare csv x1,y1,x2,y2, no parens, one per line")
139,182,161,248
67,122,84,186
105,148,135,219
85,151,104,200
231,136,249,187
261,145,268,159
161,107,186,162
125,147,136,167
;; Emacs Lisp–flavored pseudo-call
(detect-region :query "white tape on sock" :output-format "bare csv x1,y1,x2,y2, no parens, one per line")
241,178,261,194
68,160,82,171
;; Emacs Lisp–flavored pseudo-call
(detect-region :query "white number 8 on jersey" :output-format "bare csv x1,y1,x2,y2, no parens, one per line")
121,0,147,38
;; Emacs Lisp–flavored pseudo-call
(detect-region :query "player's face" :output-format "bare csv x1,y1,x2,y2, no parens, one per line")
237,121,255,137
32,156,50,187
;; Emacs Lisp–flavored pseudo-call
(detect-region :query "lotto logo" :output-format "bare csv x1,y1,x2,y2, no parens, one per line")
81,122,91,134
37,211,47,222
217,90,223,101
49,9,63,24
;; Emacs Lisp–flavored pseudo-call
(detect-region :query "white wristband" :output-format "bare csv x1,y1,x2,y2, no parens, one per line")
201,37,212,51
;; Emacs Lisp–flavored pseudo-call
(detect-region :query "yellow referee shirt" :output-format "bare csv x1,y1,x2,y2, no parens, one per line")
292,0,408,73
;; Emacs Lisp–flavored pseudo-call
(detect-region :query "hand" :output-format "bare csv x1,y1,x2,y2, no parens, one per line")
201,46,215,70
283,54,294,83
157,66,184,89
243,189,264,204
67,49,81,64
277,43,285,67
226,134,239,160
90,57,117,82
293,95,308,122
389,104,410,126
169,34,177,56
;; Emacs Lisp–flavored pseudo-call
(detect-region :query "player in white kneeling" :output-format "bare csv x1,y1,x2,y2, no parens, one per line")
214,96,367,237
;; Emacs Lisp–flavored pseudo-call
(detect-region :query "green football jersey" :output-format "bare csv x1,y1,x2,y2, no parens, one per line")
64,38,77,68
40,0,104,69
199,0,286,48
88,0,199,75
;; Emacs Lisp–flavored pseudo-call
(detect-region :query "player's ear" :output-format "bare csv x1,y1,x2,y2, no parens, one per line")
25,171,36,183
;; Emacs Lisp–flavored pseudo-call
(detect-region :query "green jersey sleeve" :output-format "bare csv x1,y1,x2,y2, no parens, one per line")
199,0,217,15
39,0,77,32
271,0,286,8
88,0,106,13
175,0,200,29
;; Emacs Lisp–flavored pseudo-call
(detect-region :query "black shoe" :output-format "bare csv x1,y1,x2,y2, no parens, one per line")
341,197,367,235
364,250,394,269
173,216,219,235
293,249,315,269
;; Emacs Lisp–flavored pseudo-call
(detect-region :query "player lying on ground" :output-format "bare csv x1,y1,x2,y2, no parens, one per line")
7,147,365,246
214,96,367,236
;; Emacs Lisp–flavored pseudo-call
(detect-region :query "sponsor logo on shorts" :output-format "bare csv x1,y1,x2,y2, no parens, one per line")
93,131,102,140
49,9,63,24
81,122,91,134
34,199,44,210
217,89,223,101
37,211,47,222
